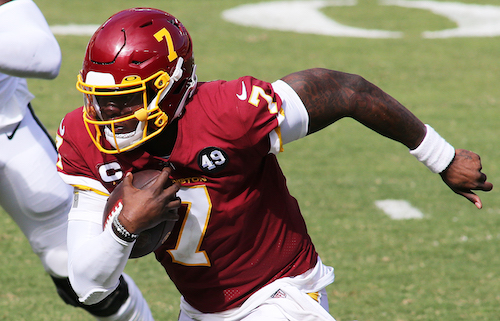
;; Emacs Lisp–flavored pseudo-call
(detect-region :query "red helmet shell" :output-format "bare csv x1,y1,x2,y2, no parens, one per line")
77,8,197,153
82,8,193,86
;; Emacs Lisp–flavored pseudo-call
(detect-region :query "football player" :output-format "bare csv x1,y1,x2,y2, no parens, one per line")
0,1,153,320
56,7,492,321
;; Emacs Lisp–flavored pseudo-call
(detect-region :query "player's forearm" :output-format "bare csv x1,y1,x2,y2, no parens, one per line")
282,68,426,149
66,190,133,304
68,220,132,304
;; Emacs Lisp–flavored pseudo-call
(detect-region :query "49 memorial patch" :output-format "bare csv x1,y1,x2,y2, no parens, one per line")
197,147,228,174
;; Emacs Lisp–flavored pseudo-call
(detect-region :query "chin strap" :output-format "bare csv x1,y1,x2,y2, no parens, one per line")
173,64,198,120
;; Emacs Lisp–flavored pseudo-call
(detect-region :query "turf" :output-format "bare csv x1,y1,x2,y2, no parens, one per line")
1,0,500,320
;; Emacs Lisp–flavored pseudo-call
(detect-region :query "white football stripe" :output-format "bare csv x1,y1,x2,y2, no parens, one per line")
50,24,100,36
375,199,424,220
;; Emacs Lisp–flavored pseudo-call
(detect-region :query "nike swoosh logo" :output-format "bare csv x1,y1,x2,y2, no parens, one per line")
6,122,21,140
236,81,247,101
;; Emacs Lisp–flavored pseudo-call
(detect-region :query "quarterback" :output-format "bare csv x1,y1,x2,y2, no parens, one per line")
56,8,492,321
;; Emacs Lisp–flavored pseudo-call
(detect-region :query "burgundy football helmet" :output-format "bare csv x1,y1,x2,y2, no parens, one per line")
76,8,197,154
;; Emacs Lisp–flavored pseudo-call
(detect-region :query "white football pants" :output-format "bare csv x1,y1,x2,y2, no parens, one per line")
0,108,73,277
0,108,155,321
178,288,331,321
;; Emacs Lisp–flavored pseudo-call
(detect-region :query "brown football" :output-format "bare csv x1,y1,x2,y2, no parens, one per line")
103,169,177,258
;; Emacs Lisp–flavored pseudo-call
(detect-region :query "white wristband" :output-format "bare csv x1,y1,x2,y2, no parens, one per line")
409,124,455,173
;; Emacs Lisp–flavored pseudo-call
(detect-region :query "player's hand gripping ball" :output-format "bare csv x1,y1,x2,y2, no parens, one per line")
103,169,178,258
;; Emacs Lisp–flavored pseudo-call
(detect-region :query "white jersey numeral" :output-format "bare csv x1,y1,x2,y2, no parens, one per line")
168,185,212,266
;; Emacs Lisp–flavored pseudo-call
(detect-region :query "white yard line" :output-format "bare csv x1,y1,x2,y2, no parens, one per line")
222,0,402,38
222,0,500,38
50,24,100,36
375,199,424,220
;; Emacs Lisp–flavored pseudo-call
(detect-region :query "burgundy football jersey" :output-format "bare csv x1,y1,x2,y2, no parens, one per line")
57,76,318,313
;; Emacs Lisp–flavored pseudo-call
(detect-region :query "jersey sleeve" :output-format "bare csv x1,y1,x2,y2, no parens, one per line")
204,76,285,155
271,79,309,145
219,76,309,155
56,108,109,195
237,76,283,147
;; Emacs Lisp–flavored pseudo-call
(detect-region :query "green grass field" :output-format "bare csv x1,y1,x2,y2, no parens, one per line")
1,0,500,320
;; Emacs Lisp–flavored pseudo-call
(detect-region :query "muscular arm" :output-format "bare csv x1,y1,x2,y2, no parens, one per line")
281,68,425,149
281,68,492,208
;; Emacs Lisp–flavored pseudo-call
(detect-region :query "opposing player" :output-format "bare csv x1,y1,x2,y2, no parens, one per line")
56,8,492,320
0,1,154,320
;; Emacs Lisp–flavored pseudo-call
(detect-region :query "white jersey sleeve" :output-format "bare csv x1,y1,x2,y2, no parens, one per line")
268,79,309,154
67,189,134,304
0,0,61,79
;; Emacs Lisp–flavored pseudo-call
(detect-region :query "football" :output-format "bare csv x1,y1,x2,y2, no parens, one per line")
103,169,178,258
